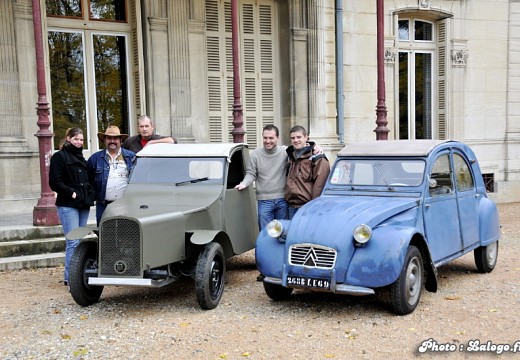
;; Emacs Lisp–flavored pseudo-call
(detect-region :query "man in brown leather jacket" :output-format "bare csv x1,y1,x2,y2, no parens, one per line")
285,125,330,219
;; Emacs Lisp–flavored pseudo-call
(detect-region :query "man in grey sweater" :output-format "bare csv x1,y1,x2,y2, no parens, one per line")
235,125,288,231
236,125,322,231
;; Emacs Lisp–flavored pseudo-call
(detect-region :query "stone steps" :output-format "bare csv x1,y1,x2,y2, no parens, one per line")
0,221,96,271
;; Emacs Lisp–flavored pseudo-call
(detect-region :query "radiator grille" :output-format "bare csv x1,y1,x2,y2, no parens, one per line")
99,218,141,276
289,244,337,269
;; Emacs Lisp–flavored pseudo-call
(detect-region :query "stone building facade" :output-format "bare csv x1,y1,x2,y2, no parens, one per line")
0,0,519,215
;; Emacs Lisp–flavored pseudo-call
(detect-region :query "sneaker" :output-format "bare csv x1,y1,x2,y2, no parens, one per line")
64,280,68,286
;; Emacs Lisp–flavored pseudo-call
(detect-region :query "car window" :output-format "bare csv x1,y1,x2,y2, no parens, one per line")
129,157,225,184
330,159,425,186
453,153,474,192
429,154,453,196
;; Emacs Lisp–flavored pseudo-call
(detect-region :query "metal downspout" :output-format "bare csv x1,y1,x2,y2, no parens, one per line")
336,0,345,144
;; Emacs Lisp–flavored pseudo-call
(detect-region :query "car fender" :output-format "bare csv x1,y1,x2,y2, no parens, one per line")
255,224,288,279
345,226,417,288
66,226,98,240
478,197,501,246
188,230,233,258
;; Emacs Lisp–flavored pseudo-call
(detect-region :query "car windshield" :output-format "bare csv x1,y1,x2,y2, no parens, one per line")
329,159,425,187
130,157,225,185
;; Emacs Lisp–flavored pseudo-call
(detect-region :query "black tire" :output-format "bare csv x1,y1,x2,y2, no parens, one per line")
195,242,226,310
263,281,293,301
69,241,103,306
390,246,423,315
474,241,498,273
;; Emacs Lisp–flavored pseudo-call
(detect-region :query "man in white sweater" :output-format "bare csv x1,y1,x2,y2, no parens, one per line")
236,125,322,231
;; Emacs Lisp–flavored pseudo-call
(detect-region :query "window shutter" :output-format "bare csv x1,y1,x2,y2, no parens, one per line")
436,19,447,140
205,0,277,145
129,0,145,117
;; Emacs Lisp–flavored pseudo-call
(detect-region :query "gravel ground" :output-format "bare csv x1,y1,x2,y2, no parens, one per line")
1,203,519,360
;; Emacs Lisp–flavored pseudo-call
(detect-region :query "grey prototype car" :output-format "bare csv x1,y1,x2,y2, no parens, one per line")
68,143,258,310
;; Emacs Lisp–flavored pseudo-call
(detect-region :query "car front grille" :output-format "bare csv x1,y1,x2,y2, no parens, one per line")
289,244,337,269
99,218,141,277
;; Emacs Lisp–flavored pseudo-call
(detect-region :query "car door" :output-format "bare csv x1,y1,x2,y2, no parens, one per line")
423,152,463,262
452,151,479,249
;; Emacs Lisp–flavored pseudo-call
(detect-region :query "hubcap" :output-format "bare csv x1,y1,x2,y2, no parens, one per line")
486,242,498,266
209,259,223,299
406,256,422,305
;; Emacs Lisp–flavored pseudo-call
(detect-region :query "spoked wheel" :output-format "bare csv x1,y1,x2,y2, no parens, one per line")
474,241,499,273
263,281,293,301
69,241,103,306
195,242,226,310
390,246,423,315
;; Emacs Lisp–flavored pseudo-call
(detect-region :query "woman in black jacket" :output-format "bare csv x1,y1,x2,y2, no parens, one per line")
49,128,94,287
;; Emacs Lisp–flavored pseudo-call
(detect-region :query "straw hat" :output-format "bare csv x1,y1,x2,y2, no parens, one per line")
97,125,128,142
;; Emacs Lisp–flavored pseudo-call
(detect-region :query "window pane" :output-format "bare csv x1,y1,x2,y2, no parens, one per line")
48,31,88,150
93,34,129,146
90,0,126,21
415,53,432,139
46,0,82,17
399,52,409,139
415,21,433,41
453,154,474,191
398,20,409,41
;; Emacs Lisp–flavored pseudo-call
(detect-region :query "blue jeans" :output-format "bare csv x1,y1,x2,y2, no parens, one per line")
95,203,107,226
257,198,288,231
288,206,299,220
57,206,90,283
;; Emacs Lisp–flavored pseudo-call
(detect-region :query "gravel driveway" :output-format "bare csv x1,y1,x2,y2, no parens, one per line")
1,203,519,359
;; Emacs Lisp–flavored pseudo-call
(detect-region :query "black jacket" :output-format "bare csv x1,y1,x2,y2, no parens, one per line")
49,144,94,209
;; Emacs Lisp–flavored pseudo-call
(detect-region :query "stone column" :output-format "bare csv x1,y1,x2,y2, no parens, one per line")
167,0,193,141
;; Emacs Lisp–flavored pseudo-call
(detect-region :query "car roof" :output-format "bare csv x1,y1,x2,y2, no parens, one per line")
337,139,457,157
136,143,248,158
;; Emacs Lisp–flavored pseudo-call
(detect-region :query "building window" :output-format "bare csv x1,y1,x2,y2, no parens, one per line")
482,173,495,193
397,18,435,140
46,0,131,152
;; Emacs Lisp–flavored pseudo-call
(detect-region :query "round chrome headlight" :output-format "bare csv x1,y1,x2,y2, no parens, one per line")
267,220,284,238
353,224,372,244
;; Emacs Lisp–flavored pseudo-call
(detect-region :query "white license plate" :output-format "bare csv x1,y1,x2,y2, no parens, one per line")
286,275,330,290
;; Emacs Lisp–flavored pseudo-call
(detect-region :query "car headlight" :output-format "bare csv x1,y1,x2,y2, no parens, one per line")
267,220,284,238
353,224,372,244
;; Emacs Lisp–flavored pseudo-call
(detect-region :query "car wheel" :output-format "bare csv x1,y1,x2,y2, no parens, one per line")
195,242,226,310
474,241,498,273
69,241,103,306
263,282,293,301
390,245,423,315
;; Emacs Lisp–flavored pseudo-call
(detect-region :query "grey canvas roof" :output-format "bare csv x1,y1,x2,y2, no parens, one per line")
337,140,454,157
136,143,248,158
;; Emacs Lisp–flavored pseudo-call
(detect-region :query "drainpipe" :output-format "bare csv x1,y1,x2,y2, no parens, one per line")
32,0,60,225
231,0,245,143
374,0,389,140
336,0,344,144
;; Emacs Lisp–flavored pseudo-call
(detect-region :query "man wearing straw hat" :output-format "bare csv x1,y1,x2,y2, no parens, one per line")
87,125,136,225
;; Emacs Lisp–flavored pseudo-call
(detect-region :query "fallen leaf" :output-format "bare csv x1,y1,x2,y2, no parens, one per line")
178,322,190,327
79,315,88,320
41,330,52,335
61,334,71,340
219,354,227,359
52,310,61,314
324,354,336,358
409,328,415,332
73,348,88,356
455,331,465,335
444,296,462,301
489,308,498,312
241,352,251,357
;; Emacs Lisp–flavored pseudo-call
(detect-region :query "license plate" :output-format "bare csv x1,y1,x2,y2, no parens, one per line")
286,275,330,290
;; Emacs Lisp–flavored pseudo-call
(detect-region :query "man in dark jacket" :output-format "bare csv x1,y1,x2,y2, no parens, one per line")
123,115,177,153
285,125,330,219
87,126,135,225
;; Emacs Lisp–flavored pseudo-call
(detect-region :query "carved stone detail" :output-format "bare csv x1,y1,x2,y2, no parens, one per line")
451,50,469,67
384,48,395,63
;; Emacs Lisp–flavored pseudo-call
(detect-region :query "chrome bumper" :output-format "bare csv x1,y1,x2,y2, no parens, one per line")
88,277,176,287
